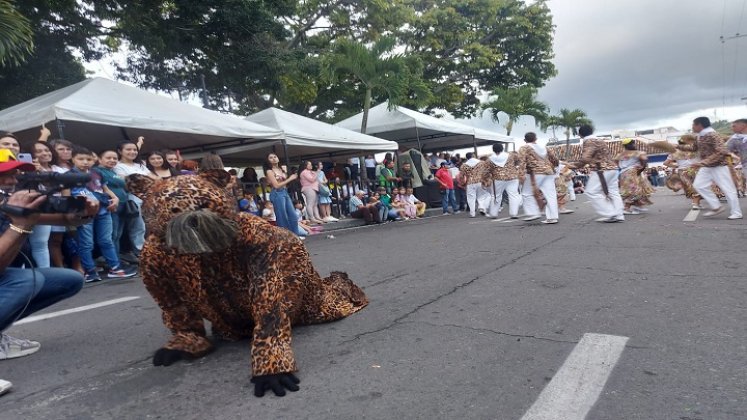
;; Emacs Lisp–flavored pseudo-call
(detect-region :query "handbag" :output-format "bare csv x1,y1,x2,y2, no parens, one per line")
121,199,140,218
319,184,332,197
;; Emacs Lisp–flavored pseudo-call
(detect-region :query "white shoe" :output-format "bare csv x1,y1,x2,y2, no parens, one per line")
622,210,640,215
0,379,11,396
323,216,338,222
541,219,558,224
596,217,620,223
0,334,41,360
559,209,574,214
727,214,743,220
632,206,649,213
523,215,541,222
703,207,725,217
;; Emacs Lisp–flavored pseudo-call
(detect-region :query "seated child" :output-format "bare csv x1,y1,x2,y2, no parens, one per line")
377,187,406,221
293,200,321,235
404,187,426,217
238,192,260,215
395,187,417,219
261,201,277,225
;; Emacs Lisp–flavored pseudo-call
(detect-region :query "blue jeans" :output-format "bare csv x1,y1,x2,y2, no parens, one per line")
269,188,301,235
441,189,457,213
77,212,120,272
0,267,83,331
118,196,145,255
28,224,52,268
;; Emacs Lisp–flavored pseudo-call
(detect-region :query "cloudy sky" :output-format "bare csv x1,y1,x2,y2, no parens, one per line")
469,0,747,137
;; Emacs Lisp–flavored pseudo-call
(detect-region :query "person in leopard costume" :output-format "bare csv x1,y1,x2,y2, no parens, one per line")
126,170,368,397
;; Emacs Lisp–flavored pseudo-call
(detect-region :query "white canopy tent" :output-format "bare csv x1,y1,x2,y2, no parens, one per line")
243,107,398,162
335,102,516,153
0,78,283,156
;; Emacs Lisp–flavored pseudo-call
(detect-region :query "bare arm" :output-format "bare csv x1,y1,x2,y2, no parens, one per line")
265,170,297,189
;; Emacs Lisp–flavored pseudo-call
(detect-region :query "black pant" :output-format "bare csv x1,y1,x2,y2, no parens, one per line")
366,167,376,180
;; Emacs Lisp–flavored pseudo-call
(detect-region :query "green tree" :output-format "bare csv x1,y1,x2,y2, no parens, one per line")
404,0,556,118
540,113,562,140
0,0,99,110
482,86,548,136
321,36,431,133
0,0,34,67
558,108,592,158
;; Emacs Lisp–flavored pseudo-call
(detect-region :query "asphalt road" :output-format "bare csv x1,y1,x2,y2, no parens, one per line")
2,189,746,420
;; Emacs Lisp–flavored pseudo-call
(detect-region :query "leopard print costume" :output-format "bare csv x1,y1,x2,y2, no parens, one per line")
127,170,368,383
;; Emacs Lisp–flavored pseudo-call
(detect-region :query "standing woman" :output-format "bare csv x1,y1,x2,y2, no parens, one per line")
27,142,55,267
263,153,303,236
114,137,157,259
316,161,338,222
299,161,324,224
145,151,178,179
47,139,82,271
615,138,654,214
95,150,129,255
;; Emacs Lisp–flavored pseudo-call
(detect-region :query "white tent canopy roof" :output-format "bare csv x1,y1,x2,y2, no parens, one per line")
242,107,397,161
0,77,283,155
335,102,515,152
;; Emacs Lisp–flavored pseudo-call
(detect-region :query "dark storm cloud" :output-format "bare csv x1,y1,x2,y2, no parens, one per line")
537,0,747,130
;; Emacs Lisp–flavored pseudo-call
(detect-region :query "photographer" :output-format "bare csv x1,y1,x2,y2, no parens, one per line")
0,151,97,395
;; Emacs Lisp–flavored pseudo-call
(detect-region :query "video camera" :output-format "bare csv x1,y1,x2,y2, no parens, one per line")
0,172,90,216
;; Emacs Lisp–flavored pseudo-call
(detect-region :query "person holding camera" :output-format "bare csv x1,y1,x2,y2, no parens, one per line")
0,151,98,395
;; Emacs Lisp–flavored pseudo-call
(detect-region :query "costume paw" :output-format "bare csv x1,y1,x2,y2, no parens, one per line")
250,373,300,397
153,348,190,366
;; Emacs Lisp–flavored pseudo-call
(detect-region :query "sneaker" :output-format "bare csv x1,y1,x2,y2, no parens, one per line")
469,214,476,218
442,212,451,216
523,215,541,222
559,209,575,214
454,210,462,214
596,217,620,223
622,210,640,215
0,379,11,396
0,334,41,360
632,206,649,213
84,270,102,283
727,214,743,220
691,204,701,210
107,266,137,279
541,219,558,224
703,207,725,217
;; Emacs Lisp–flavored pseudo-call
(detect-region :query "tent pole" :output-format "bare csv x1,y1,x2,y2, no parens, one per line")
55,118,65,140
281,138,291,169
415,123,423,152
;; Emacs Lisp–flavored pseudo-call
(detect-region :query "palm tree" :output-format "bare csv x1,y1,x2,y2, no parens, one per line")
540,113,562,141
321,36,431,134
0,0,34,67
558,108,592,158
482,86,548,136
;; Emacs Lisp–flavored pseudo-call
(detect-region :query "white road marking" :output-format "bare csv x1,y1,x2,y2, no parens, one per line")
14,296,141,326
520,333,629,420
683,209,699,222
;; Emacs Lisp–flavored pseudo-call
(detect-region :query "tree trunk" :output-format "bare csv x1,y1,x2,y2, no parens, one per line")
361,87,372,134
505,119,514,136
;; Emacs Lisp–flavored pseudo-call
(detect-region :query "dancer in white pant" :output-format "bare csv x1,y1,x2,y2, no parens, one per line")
460,152,486,217
687,117,743,219
567,125,625,223
518,132,559,224
482,143,522,218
